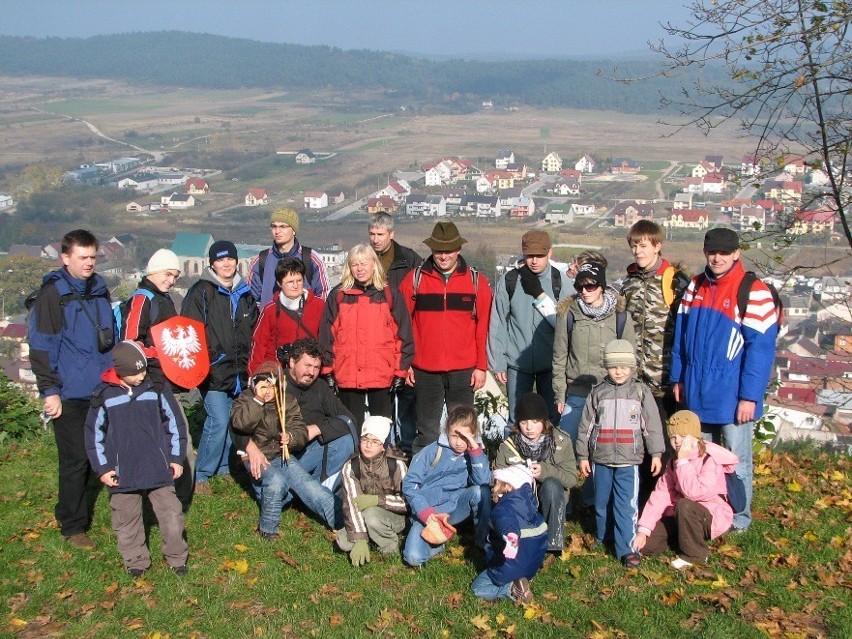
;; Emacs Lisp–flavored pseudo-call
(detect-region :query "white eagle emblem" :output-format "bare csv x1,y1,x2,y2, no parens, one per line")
159,324,202,369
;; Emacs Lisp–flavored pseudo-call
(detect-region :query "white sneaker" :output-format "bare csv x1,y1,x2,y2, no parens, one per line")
670,557,693,570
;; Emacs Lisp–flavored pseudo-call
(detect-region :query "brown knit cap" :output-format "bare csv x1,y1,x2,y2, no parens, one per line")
667,410,701,439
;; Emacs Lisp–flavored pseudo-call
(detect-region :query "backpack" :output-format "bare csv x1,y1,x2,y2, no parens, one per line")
258,246,314,287
113,288,158,338
660,265,691,309
504,265,562,303
565,307,627,339
349,455,399,482
725,472,747,513
411,264,480,318
693,271,784,327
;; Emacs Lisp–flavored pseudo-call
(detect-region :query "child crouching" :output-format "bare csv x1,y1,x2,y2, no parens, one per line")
336,416,409,566
471,465,548,604
84,341,188,577
402,405,492,567
633,410,739,569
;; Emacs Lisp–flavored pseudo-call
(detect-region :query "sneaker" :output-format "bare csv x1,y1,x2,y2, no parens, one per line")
172,564,189,576
128,568,146,578
670,557,693,570
257,529,279,541
65,532,96,549
622,552,642,569
194,482,213,497
509,577,534,605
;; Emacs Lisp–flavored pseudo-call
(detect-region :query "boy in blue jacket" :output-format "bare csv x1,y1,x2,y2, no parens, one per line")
402,404,491,566
85,341,188,577
472,465,548,604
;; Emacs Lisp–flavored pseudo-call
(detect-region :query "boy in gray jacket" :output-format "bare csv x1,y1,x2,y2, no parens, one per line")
576,339,664,569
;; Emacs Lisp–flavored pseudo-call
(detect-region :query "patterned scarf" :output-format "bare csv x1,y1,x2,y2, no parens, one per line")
512,431,556,463
577,288,617,320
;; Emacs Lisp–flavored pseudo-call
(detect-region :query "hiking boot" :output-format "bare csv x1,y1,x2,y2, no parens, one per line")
622,552,642,569
509,577,534,605
257,529,279,541
194,482,213,497
172,564,189,576
65,532,95,549
128,568,146,578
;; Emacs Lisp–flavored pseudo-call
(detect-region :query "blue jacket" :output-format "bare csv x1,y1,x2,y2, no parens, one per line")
670,261,778,424
402,434,491,522
249,239,330,305
487,485,548,585
85,371,187,493
28,268,115,401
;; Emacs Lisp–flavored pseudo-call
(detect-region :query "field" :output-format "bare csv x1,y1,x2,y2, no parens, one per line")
1,433,850,638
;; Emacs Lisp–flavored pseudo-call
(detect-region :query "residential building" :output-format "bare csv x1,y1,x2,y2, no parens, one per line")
118,174,160,190
296,150,316,164
741,154,761,177
663,208,710,229
367,196,398,214
185,178,210,195
571,202,596,217
495,150,515,170
303,191,328,209
0,194,14,209
161,193,195,209
612,200,653,228
791,206,836,235
541,152,562,173
673,193,694,210
575,155,596,173
245,188,269,206
610,158,641,174
545,203,573,224
405,194,447,217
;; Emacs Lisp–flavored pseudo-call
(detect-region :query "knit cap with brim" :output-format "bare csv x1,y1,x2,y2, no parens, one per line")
111,340,147,377
270,207,300,234
146,248,181,276
493,464,535,490
667,410,702,439
603,339,636,368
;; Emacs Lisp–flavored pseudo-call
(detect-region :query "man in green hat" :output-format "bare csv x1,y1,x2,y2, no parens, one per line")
400,222,493,452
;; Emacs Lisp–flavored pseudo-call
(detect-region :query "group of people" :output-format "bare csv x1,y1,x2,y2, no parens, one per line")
27,209,778,603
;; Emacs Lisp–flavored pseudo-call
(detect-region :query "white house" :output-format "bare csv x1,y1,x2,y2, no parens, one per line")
475,176,493,194
303,190,328,209
575,155,596,173
295,150,316,164
541,152,562,173
545,204,573,224
0,194,14,209
571,202,596,217
161,193,195,209
245,188,269,206
406,194,447,217
495,150,515,170
118,174,159,191
424,166,443,187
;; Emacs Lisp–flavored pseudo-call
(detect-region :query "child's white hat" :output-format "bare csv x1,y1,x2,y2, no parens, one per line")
361,416,392,443
604,339,636,368
493,464,534,490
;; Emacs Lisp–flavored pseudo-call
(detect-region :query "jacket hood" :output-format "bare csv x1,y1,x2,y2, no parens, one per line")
45,267,109,296
201,267,247,292
703,441,740,472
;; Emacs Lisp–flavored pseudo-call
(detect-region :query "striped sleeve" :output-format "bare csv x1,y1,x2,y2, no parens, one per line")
740,285,778,334
380,459,409,514
121,294,149,342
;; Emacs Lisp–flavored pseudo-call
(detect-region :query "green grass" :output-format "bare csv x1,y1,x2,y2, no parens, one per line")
1,435,850,638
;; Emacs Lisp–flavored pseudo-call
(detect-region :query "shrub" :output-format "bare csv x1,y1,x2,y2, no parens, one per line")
0,372,43,441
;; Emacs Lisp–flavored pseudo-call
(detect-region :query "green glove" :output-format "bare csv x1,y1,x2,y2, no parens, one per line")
354,493,379,511
350,539,371,567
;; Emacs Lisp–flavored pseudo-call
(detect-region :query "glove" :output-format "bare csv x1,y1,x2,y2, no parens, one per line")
389,376,406,395
349,539,371,567
519,267,544,299
323,373,339,395
503,532,519,560
354,493,379,511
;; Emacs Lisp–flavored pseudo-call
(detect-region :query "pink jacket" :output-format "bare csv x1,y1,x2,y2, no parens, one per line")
637,442,738,540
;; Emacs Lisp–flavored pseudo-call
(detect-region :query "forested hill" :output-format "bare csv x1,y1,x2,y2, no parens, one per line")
0,32,721,114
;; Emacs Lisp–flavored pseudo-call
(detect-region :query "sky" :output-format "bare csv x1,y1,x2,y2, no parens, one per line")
1,1,694,59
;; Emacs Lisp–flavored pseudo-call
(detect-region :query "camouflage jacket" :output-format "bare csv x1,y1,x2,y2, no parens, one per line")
621,259,686,397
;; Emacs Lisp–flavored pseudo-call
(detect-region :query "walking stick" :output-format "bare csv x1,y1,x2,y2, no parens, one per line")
273,366,290,460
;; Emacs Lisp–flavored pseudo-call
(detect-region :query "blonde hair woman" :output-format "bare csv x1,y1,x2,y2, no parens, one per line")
319,244,414,428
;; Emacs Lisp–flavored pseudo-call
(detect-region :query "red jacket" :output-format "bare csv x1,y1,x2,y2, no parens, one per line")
248,292,324,375
319,284,414,389
399,256,492,373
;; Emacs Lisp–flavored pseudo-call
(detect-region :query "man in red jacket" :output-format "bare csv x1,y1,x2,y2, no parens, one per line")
400,222,492,452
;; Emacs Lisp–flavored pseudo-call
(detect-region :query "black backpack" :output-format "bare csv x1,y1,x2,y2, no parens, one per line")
257,246,314,287
693,271,784,328
504,265,562,302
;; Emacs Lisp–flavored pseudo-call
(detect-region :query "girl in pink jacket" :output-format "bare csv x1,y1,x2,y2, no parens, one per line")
632,410,738,569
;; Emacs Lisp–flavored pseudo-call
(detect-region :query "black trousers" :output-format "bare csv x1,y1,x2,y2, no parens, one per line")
52,399,96,536
339,388,392,429
412,367,474,453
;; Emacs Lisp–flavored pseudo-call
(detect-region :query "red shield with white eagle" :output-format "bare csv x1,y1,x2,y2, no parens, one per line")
151,316,210,389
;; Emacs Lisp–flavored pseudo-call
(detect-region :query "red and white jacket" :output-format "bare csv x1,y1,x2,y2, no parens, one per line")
248,291,324,376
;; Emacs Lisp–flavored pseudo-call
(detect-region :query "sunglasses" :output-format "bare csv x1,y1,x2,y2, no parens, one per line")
575,283,601,292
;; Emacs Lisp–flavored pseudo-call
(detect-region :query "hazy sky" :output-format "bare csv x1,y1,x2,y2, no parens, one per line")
1,1,693,59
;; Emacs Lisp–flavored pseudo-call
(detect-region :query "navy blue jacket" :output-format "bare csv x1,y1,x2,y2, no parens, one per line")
85,371,187,493
487,485,548,585
28,268,115,401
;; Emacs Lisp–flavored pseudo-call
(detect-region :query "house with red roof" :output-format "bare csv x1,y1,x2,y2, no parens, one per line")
185,178,209,195
245,188,269,206
663,208,710,229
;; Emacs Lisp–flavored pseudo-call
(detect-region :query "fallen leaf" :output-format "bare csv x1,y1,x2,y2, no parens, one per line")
234,544,249,552
470,614,491,631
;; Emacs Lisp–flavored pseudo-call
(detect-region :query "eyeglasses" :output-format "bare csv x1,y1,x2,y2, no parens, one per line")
575,283,601,292
360,437,384,447
280,279,303,288
270,224,291,230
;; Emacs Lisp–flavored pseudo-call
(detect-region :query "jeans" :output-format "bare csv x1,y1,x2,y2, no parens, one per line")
507,368,558,426
52,399,96,536
413,367,474,453
287,436,354,529
539,477,566,550
403,485,491,566
195,390,233,483
559,394,591,507
592,463,639,561
701,421,753,530
393,384,417,455
254,457,290,534
471,569,512,600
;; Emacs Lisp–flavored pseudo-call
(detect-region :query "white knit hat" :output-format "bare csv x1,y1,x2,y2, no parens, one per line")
146,249,181,276
493,464,534,490
361,416,392,443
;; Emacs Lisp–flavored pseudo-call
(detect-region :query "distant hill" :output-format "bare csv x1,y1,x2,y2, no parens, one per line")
0,32,725,114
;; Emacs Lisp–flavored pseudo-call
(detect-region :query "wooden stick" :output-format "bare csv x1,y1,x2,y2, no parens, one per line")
273,368,290,460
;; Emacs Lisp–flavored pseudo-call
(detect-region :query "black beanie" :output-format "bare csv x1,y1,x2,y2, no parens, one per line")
111,341,147,377
515,392,549,423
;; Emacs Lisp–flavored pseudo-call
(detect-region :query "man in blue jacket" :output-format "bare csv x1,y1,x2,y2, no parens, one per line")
28,229,116,549
671,227,778,532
